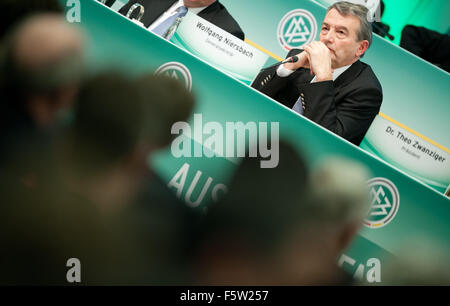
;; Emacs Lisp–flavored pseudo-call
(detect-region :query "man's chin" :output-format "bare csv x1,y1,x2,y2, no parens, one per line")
328,52,335,60
183,0,207,8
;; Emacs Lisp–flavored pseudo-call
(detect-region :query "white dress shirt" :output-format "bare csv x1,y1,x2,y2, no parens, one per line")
148,0,208,30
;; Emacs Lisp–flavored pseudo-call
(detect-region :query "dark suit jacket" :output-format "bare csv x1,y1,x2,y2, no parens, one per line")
117,0,245,40
252,49,383,146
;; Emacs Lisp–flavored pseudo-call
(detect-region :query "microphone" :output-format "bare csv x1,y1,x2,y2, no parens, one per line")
372,22,395,41
259,54,300,72
281,55,299,64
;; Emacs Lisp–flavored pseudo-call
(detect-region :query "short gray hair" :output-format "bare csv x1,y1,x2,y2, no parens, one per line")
309,157,371,226
328,1,373,49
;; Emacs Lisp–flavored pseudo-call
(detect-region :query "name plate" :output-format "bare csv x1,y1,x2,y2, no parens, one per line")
361,115,449,193
170,11,269,85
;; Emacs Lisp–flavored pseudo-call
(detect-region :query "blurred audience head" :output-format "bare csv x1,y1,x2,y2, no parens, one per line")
0,70,199,284
57,71,195,214
64,71,200,283
191,150,371,285
58,71,148,214
307,157,371,252
70,73,142,173
135,74,196,149
191,140,311,285
1,13,84,130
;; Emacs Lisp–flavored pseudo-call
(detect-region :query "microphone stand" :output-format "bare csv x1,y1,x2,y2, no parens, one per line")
372,22,395,41
126,3,145,27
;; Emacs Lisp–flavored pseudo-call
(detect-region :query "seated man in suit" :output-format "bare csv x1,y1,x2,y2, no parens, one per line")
252,1,382,146
116,0,245,40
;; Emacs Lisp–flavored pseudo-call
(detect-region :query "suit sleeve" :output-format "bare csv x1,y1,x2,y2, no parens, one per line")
252,64,289,96
301,80,382,144
231,29,245,40
251,49,302,107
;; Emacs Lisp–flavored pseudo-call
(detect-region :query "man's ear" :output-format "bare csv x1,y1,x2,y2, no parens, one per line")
356,40,369,57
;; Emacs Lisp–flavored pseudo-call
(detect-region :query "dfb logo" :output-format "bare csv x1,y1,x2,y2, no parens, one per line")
277,9,317,51
154,62,192,91
364,177,400,229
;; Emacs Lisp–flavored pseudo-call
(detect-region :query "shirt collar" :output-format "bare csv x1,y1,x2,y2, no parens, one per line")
332,64,352,81
309,63,352,83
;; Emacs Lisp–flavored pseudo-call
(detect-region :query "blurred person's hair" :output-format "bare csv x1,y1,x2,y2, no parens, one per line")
65,72,143,176
0,71,197,284
308,157,371,227
1,14,84,101
135,74,196,148
300,157,371,274
0,14,85,177
0,0,63,40
0,13,84,133
188,145,372,285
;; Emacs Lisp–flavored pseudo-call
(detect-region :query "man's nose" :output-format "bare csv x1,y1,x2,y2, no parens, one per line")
323,29,335,43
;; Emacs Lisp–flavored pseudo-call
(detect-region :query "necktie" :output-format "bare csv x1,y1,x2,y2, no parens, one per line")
152,6,188,37
292,86,306,115
292,96,304,115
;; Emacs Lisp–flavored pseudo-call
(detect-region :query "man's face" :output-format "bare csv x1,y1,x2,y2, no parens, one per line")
183,0,216,8
319,8,367,68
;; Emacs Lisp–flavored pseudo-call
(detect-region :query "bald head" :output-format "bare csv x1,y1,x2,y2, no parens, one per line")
3,14,85,128
12,13,84,72
309,157,371,226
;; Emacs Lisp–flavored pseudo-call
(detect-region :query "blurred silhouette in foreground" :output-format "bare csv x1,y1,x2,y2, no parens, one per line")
0,13,85,169
126,73,200,284
0,72,147,284
190,141,371,285
0,71,200,284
